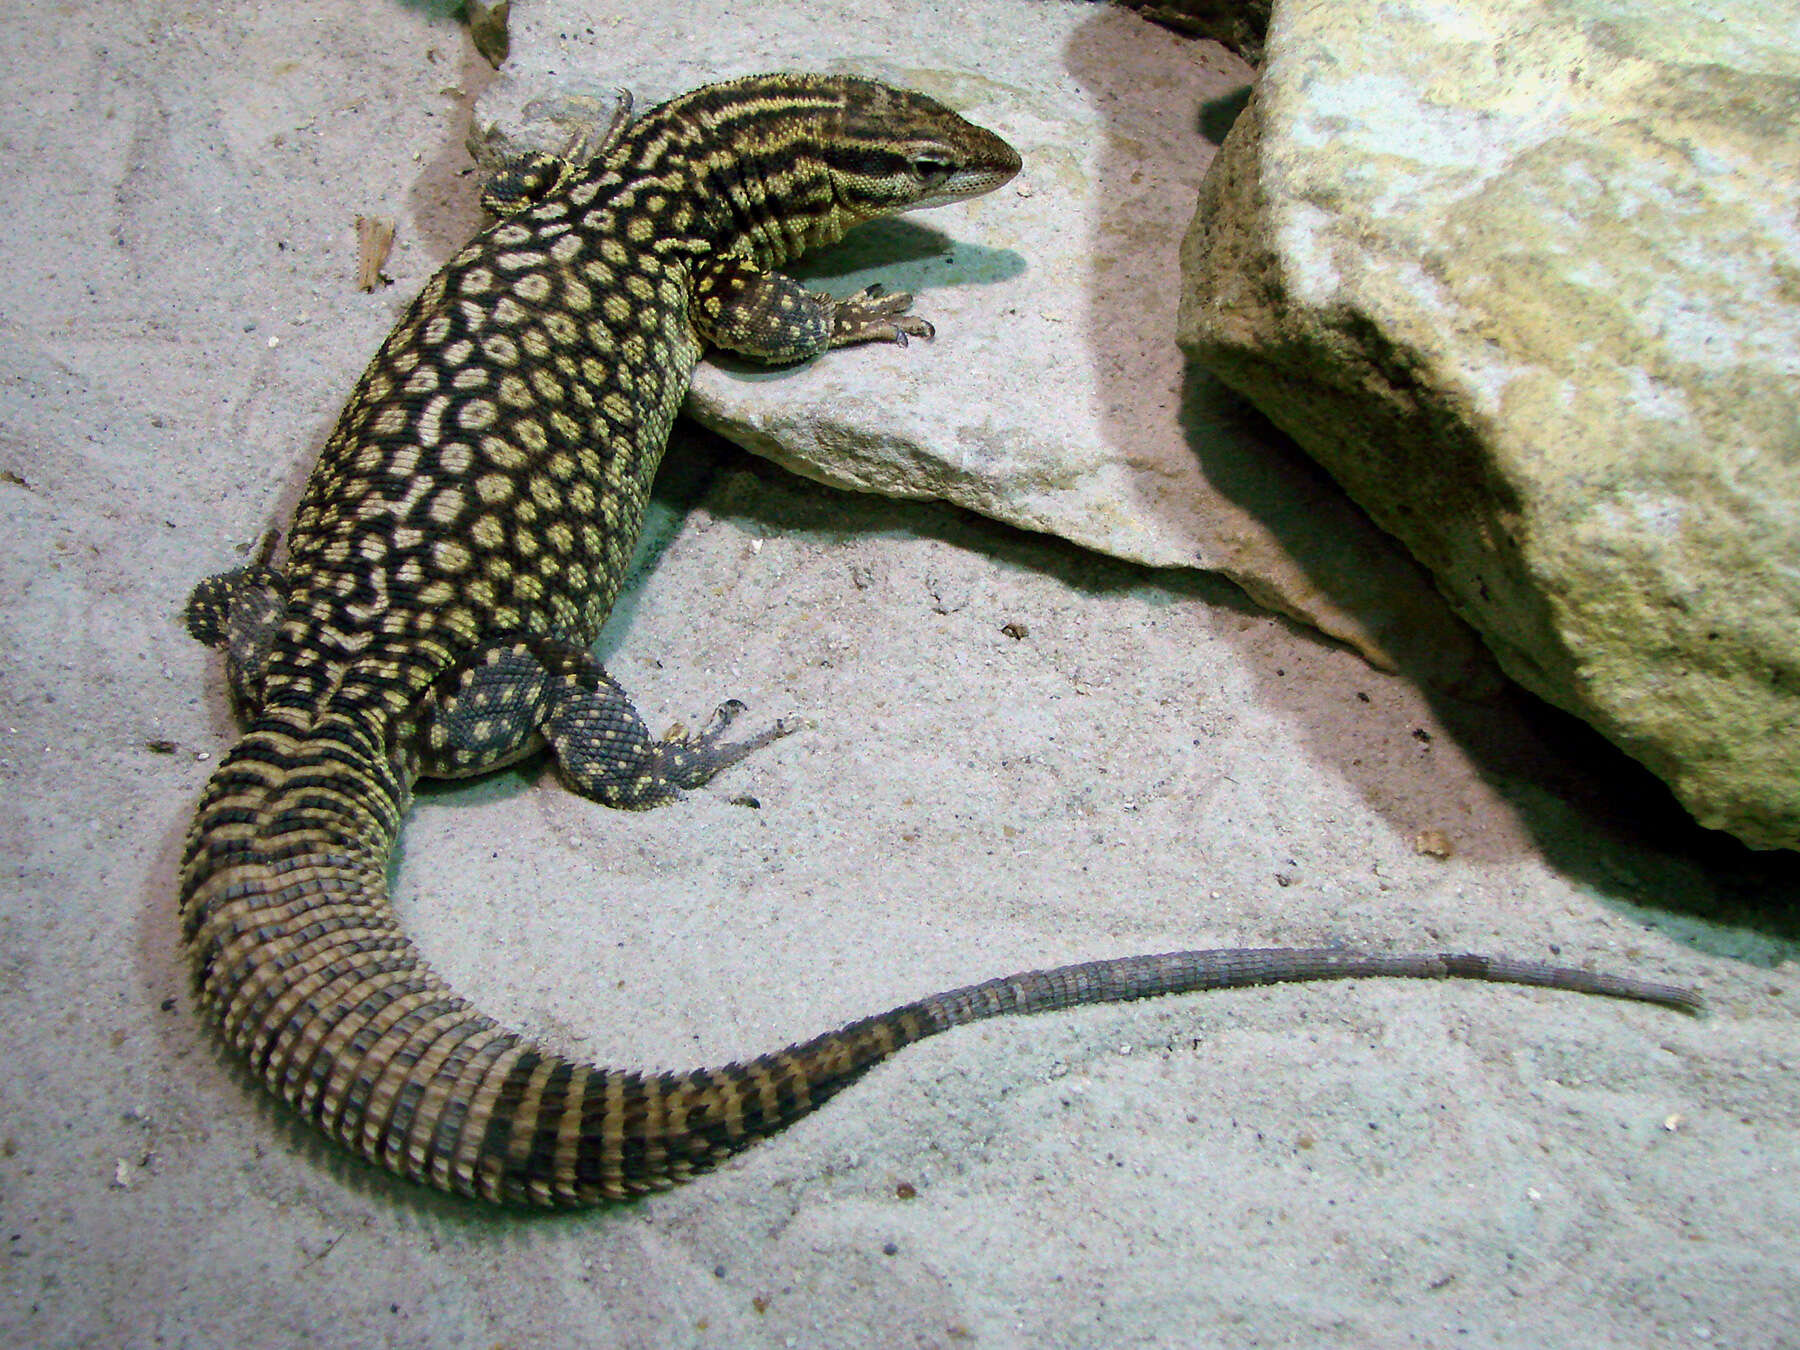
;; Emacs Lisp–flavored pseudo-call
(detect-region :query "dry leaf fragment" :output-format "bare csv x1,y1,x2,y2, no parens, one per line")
354,215,396,292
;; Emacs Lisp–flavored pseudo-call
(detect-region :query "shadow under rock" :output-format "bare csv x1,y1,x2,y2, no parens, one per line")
1184,357,1800,946
651,419,1260,617
1428,681,1800,950
1067,9,1798,946
1197,86,1253,146
1182,333,1800,946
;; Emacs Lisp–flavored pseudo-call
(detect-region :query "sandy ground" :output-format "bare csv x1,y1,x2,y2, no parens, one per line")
2,3,1798,1348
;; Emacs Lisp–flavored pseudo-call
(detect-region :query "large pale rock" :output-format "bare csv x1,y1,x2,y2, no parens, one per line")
479,0,1491,679
1179,0,1800,848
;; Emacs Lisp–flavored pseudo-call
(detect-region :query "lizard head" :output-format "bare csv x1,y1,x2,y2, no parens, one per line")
817,77,1022,220
668,73,1022,264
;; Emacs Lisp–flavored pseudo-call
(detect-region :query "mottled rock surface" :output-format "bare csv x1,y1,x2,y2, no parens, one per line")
479,0,1490,680
1180,0,1800,849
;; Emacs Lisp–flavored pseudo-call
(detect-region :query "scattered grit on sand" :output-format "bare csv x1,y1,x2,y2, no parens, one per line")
1,4,1795,1347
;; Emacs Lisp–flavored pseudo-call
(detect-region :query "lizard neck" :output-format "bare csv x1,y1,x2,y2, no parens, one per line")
557,75,853,271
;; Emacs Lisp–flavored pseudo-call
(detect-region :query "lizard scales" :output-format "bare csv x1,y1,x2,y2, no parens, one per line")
179,73,1696,1209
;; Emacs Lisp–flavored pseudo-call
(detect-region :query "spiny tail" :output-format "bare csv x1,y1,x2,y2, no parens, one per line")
180,729,1700,1208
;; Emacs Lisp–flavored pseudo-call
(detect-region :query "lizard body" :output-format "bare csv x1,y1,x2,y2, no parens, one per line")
181,73,1696,1208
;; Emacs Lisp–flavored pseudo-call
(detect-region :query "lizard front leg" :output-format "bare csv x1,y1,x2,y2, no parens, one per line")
692,257,933,363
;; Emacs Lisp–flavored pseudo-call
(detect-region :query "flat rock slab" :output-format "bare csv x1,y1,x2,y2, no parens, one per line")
480,0,1489,680
1181,0,1800,849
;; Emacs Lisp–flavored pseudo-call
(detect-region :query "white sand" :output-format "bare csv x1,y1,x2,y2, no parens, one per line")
1,3,1795,1347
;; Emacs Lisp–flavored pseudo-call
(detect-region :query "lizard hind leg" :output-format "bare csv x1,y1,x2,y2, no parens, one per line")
540,647,796,809
415,635,793,807
635,699,796,796
413,639,559,779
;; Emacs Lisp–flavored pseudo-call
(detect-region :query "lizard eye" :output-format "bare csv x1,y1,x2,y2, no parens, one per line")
912,157,956,186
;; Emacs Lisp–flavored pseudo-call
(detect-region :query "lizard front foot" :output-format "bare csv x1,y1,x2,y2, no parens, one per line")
829,283,934,348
